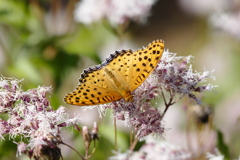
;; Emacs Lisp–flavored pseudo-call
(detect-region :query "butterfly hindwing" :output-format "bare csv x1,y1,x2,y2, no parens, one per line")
64,67,122,105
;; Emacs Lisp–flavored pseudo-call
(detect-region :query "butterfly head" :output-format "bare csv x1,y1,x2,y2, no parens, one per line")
124,94,133,102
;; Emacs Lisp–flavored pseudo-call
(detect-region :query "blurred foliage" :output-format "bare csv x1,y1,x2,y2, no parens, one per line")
217,130,230,160
0,0,107,90
0,0,113,159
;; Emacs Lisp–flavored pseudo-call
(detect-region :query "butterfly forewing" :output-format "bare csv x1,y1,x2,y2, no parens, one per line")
129,40,164,91
64,68,122,105
104,50,133,89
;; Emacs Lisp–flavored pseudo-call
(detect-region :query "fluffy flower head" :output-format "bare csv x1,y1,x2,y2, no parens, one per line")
74,0,157,26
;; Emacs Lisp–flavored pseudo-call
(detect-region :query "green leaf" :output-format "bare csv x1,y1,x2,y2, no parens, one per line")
217,129,230,160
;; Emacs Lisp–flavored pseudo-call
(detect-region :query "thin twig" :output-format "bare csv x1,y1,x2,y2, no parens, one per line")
91,140,97,155
130,130,133,146
61,142,85,160
160,88,168,107
114,116,118,151
85,147,89,159
129,137,138,151
162,89,176,118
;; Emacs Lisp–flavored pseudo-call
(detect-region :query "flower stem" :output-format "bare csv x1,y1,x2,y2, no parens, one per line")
114,116,118,151
161,89,175,118
61,142,85,160
129,136,138,151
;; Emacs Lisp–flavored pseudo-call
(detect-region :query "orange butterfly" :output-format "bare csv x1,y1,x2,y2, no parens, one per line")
64,40,164,106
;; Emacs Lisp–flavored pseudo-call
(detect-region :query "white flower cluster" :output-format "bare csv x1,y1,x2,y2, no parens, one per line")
110,136,192,160
0,76,81,158
74,0,157,26
210,12,240,39
154,51,217,104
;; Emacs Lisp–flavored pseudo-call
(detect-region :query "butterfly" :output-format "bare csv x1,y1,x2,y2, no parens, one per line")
64,40,164,106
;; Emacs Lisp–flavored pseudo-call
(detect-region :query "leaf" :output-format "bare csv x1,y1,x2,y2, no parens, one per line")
217,129,230,160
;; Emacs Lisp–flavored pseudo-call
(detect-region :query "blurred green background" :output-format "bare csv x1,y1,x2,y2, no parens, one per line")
0,0,239,160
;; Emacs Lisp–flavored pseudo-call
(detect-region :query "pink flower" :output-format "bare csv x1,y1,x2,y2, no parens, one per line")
0,76,81,159
154,52,216,104
98,51,216,138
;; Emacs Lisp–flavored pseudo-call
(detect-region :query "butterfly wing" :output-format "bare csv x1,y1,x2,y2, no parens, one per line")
128,39,164,91
91,39,164,99
64,67,122,106
102,50,133,96
64,39,164,106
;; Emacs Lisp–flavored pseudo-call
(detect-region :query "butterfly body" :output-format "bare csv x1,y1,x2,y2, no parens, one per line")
103,67,133,101
64,40,164,106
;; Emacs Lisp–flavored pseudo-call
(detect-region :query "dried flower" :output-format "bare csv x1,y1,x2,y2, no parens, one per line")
74,0,157,26
81,122,99,158
82,122,99,147
0,76,81,159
